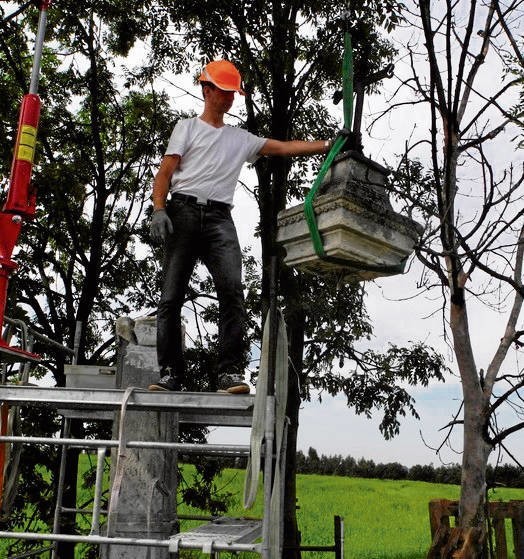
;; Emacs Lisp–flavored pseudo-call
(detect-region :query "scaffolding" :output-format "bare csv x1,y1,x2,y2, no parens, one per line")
0,306,344,558
0,302,297,559
0,385,266,557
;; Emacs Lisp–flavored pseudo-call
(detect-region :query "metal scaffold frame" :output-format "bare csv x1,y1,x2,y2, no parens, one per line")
0,385,274,557
0,275,294,558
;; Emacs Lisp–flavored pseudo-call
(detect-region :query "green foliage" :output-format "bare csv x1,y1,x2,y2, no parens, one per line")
0,1,450,554
1,1,180,375
0,4,193,555
178,459,235,516
298,273,448,438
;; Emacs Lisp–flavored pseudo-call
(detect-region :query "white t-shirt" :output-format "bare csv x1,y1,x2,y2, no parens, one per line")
165,117,267,205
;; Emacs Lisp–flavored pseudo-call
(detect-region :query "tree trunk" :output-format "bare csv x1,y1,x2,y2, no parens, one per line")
450,300,492,532
281,267,305,559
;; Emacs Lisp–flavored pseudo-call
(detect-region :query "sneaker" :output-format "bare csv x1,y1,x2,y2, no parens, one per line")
148,374,181,392
217,374,250,395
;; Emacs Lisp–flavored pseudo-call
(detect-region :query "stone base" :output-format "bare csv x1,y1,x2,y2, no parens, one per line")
100,319,178,559
277,151,423,281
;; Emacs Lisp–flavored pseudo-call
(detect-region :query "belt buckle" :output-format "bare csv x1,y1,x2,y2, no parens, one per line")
196,196,208,206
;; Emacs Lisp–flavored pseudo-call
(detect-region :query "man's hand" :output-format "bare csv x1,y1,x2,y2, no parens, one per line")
150,209,173,242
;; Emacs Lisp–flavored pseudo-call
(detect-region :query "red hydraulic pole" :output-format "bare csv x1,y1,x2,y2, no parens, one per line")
0,1,51,362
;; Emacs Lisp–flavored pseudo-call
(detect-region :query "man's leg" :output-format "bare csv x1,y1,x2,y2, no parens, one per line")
150,202,199,391
202,207,249,394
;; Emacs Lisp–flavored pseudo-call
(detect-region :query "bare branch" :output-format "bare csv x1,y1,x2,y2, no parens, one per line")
456,2,495,125
459,118,511,151
491,421,524,446
484,223,524,389
490,377,524,413
493,0,524,67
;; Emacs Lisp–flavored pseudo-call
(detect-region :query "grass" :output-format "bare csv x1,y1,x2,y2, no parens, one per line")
173,465,524,559
3,455,524,558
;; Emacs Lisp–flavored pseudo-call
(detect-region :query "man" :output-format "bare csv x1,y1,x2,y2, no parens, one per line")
149,59,331,394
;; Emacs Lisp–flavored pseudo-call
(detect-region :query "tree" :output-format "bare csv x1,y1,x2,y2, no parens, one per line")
382,0,524,540
1,2,177,556
1,2,449,557
156,1,447,555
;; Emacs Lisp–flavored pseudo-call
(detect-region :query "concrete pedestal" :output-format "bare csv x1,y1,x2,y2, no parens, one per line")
101,316,177,559
277,151,423,281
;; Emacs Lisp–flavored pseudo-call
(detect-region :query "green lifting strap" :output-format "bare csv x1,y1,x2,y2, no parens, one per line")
303,31,353,259
302,32,406,276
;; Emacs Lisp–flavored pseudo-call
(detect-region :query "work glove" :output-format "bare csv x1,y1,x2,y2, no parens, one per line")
150,209,173,242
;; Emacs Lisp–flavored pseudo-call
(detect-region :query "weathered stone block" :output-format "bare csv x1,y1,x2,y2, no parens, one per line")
134,316,157,347
277,151,423,281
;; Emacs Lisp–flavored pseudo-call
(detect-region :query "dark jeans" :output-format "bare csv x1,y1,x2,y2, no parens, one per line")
156,198,247,379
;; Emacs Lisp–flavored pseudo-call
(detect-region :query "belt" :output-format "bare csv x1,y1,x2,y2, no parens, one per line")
170,193,231,210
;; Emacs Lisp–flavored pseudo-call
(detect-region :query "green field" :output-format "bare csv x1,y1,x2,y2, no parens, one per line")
4,456,524,558
173,466,523,559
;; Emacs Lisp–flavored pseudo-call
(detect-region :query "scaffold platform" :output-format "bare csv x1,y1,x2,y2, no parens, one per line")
0,384,255,426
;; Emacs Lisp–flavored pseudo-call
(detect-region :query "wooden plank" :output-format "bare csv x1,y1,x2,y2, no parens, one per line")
429,499,452,539
427,525,450,559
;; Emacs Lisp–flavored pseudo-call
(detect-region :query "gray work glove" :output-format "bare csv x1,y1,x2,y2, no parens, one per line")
150,208,173,242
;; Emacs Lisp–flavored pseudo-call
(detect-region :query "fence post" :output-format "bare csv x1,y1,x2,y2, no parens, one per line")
429,499,453,540
511,501,524,559
489,502,508,559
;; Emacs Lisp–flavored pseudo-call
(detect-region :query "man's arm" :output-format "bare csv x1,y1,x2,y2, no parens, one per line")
258,138,330,157
152,154,181,210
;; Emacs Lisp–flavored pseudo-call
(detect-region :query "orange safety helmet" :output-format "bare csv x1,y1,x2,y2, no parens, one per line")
198,60,245,95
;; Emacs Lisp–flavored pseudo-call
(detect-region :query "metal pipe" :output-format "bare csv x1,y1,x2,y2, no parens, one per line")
59,506,107,515
72,321,82,364
4,317,74,356
0,531,262,553
90,446,106,535
335,515,344,559
0,435,252,455
28,6,48,95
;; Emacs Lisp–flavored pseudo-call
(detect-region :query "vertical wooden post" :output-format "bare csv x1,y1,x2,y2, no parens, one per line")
490,503,508,559
511,500,524,559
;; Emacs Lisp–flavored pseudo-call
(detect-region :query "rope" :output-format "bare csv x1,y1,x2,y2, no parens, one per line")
243,321,267,509
269,317,288,557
